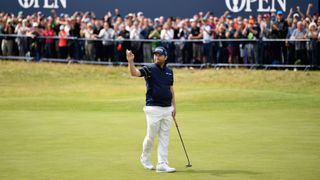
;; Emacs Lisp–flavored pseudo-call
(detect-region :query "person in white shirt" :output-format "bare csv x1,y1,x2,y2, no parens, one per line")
201,19,213,63
129,21,142,54
15,19,30,56
160,22,174,62
160,22,174,40
83,23,97,61
98,22,115,61
290,21,307,64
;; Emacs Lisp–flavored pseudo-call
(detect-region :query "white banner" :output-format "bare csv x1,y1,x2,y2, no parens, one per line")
225,0,286,13
18,0,67,9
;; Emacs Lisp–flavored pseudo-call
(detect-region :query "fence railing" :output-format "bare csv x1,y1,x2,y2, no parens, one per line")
0,34,319,70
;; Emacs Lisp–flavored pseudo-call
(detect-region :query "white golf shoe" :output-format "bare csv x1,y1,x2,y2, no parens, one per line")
156,163,176,173
140,158,154,170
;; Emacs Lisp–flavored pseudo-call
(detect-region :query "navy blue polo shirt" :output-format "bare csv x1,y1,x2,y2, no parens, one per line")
139,63,174,107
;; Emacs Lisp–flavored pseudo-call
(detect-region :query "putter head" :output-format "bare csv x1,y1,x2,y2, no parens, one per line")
186,163,192,168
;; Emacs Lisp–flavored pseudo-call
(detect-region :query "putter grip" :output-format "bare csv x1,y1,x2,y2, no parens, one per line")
173,117,178,127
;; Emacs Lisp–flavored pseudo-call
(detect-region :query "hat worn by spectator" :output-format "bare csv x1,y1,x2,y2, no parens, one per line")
137,12,144,16
153,47,168,56
125,13,134,18
293,13,300,18
83,18,90,23
309,22,317,29
18,11,23,17
305,17,311,22
32,22,39,27
277,10,283,15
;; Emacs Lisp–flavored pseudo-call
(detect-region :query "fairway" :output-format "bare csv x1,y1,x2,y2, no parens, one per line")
0,61,320,180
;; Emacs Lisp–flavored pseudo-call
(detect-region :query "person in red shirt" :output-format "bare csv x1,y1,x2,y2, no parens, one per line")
58,25,68,59
43,23,55,58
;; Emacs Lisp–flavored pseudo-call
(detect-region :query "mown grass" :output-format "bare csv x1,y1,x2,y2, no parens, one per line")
0,61,320,180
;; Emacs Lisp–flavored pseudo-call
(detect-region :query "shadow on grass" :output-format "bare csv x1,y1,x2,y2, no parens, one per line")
177,169,261,176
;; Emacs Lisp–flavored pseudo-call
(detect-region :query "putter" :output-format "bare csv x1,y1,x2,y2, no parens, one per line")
173,117,192,168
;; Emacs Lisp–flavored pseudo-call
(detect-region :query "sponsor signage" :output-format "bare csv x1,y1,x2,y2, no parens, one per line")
17,0,67,9
1,0,318,18
225,0,286,13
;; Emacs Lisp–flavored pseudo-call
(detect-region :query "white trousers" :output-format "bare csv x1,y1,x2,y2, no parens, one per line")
141,106,173,165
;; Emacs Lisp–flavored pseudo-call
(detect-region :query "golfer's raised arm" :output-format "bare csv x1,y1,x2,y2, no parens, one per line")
126,49,141,77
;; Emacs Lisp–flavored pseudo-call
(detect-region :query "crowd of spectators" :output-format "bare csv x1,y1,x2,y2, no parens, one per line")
0,4,320,65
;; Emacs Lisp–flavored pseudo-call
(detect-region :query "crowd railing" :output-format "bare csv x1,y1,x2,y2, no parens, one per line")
0,34,318,70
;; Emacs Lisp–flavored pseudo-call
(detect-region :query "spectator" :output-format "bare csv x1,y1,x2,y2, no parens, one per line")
148,25,161,52
27,22,41,60
207,15,217,63
160,21,174,40
242,16,260,64
286,17,297,65
158,16,165,26
129,20,142,62
93,19,103,61
83,23,97,60
137,11,144,22
68,16,81,59
173,20,187,64
172,19,181,63
271,10,289,64
98,22,115,62
0,17,4,56
117,24,130,62
15,19,29,57
43,22,55,58
160,22,174,62
58,25,68,59
201,18,213,64
189,19,202,64
305,22,318,65
140,18,153,62
233,19,245,64
112,8,122,24
124,14,134,31
103,11,113,27
225,15,238,64
1,19,15,56
290,21,307,64
179,20,192,64
216,24,228,63
317,16,320,28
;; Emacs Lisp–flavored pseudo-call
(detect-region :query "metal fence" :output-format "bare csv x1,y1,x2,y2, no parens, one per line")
0,34,319,70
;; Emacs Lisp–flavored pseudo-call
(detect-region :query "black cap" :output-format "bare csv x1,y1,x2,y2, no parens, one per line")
153,46,168,56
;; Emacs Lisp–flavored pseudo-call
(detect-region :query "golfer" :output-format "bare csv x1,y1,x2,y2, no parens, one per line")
126,46,176,173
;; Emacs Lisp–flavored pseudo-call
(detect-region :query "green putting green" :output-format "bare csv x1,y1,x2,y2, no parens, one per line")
0,61,319,180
